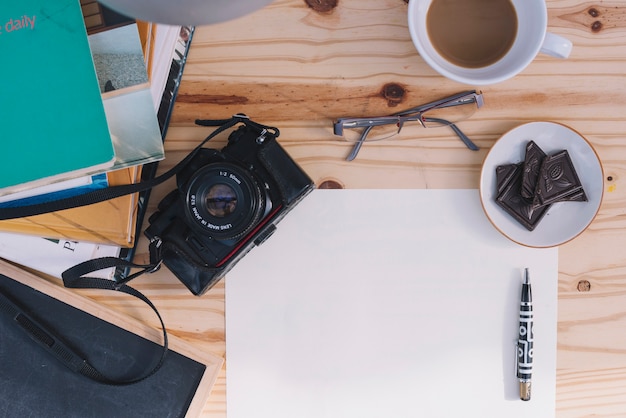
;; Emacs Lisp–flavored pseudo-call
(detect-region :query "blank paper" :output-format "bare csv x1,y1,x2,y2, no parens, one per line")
226,189,557,418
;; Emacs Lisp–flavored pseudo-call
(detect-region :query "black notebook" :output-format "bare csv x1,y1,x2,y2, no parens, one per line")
0,262,222,418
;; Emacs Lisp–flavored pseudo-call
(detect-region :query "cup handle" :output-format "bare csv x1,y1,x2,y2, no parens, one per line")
540,32,572,59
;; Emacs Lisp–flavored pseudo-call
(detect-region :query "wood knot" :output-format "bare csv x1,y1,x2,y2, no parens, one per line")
304,0,338,13
588,8,600,18
591,20,603,32
380,83,406,107
318,179,344,189
577,280,591,292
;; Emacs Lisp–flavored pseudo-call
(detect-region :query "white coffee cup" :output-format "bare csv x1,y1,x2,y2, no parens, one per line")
408,0,572,85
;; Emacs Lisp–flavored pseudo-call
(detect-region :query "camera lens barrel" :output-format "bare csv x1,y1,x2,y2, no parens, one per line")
184,162,267,241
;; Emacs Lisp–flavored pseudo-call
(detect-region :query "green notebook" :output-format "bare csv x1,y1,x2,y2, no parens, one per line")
0,0,115,195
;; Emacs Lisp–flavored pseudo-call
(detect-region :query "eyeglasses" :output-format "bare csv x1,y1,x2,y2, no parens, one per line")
333,90,483,161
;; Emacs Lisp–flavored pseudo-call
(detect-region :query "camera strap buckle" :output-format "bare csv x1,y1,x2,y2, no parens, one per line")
256,128,268,144
147,237,164,274
146,260,163,275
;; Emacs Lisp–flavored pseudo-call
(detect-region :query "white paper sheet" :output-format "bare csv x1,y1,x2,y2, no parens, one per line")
226,189,558,418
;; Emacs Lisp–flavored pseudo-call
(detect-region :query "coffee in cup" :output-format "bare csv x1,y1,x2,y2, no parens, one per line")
408,0,572,85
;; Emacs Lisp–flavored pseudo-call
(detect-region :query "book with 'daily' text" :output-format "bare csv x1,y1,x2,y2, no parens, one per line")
0,0,115,196
0,18,191,248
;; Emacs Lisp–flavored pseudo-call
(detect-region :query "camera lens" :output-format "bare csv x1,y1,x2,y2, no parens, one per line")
205,184,237,217
184,163,268,240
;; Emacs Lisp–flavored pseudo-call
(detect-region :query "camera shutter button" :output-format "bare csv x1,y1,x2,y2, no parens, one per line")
253,225,277,246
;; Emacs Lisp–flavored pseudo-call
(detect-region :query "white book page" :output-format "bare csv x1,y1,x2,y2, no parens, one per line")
226,189,558,418
0,234,120,280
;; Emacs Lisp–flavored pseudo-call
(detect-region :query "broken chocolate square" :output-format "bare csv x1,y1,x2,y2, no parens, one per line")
533,150,584,208
496,163,551,231
521,141,547,199
496,163,520,195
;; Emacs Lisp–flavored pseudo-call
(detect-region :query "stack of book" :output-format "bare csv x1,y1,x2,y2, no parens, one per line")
0,0,193,280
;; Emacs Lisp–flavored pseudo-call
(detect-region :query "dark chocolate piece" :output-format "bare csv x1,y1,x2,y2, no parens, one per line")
495,163,520,195
533,150,584,208
521,141,547,198
496,163,550,231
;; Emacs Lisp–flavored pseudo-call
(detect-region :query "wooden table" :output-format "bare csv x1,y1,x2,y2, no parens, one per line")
89,1,626,416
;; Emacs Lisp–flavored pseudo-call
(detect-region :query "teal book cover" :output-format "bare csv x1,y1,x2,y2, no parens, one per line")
0,0,115,195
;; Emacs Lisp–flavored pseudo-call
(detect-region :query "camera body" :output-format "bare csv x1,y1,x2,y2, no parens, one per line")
145,123,314,295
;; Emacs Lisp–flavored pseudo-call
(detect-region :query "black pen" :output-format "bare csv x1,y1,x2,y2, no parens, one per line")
517,268,533,401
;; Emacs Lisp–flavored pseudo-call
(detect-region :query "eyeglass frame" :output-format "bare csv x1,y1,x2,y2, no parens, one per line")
333,90,483,161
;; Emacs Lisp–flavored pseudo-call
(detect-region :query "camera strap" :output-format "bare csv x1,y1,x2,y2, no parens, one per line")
0,114,279,384
0,282,167,386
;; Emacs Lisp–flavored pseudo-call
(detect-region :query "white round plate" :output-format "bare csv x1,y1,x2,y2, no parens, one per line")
479,122,604,247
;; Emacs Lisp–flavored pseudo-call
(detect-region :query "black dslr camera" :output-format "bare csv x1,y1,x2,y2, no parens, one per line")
145,118,314,295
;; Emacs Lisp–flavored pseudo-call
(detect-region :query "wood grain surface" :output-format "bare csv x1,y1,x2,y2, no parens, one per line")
94,0,626,416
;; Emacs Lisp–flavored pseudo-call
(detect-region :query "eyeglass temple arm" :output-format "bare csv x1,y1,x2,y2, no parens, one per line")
424,117,478,151
449,123,479,151
346,125,373,161
395,90,480,116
